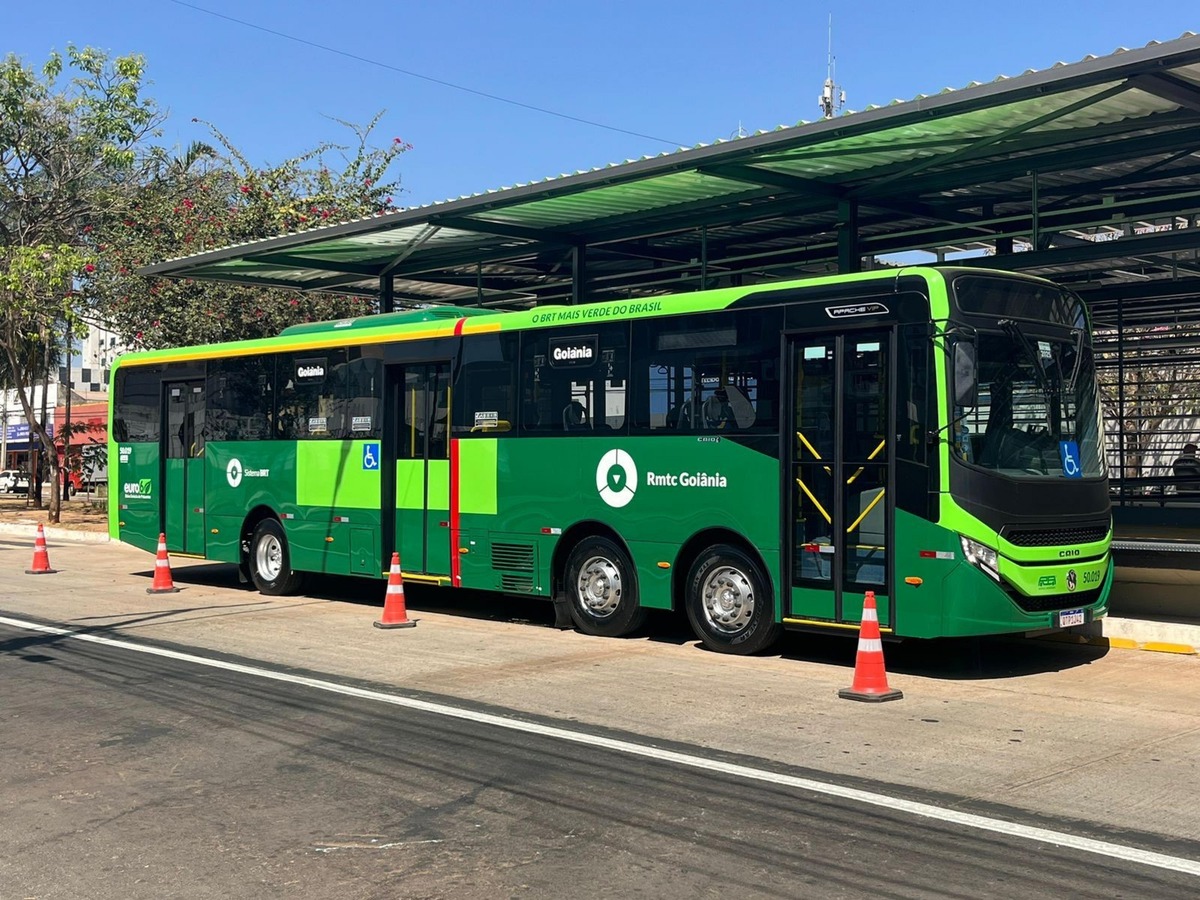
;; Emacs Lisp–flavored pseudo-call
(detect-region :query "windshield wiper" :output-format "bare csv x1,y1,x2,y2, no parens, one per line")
998,319,1055,398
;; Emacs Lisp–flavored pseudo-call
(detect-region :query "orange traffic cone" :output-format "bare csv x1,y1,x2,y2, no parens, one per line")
25,523,57,575
147,533,181,594
375,552,416,629
838,591,903,702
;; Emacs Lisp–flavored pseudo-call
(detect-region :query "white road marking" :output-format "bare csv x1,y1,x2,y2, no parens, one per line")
3,614,1198,879
313,839,443,853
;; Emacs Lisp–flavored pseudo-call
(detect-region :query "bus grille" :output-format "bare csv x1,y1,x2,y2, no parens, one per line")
1004,525,1109,547
1010,586,1104,613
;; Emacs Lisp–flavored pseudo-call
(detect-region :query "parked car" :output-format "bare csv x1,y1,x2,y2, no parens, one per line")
0,469,31,494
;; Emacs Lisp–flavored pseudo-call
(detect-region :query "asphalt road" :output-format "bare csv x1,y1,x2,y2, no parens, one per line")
2,621,1197,900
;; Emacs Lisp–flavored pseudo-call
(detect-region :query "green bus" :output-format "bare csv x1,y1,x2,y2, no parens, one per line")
110,266,1112,654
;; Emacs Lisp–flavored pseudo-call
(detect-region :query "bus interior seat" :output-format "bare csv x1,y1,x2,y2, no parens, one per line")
563,401,589,431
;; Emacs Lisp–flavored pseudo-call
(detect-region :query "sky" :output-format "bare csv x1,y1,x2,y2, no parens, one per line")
3,1,1199,210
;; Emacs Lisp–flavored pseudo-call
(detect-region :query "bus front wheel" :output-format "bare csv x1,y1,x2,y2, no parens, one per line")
685,544,781,655
563,536,646,638
249,519,304,596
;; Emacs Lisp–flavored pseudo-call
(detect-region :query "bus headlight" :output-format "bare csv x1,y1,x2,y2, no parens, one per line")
960,536,1000,582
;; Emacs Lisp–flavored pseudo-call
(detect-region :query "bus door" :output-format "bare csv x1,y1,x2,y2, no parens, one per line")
163,379,206,555
787,329,894,630
390,363,452,578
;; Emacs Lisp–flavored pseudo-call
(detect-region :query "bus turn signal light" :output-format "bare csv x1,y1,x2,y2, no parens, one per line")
905,576,923,586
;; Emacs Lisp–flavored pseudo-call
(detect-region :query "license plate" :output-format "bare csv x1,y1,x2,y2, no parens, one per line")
1058,608,1085,628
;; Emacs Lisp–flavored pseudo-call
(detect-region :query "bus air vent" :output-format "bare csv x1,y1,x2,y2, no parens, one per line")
500,574,535,593
492,542,535,572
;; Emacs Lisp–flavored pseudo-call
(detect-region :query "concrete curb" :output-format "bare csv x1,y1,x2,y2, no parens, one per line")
0,522,110,545
1039,616,1200,656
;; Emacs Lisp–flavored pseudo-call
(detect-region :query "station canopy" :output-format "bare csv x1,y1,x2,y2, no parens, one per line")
141,33,1200,321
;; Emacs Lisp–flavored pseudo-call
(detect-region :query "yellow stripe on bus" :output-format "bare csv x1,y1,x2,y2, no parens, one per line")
116,325,459,367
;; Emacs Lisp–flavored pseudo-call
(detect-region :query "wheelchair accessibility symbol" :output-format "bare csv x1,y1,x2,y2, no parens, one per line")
362,442,380,471
1058,440,1082,479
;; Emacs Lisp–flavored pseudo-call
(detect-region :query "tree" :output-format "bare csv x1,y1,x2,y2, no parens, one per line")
90,113,412,349
0,46,160,522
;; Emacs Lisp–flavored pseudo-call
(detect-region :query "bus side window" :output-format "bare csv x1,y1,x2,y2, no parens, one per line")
520,324,626,436
453,333,518,438
207,356,274,441
114,366,163,443
631,307,781,434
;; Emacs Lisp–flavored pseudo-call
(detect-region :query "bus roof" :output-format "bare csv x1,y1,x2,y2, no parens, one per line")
114,266,1054,370
278,306,492,336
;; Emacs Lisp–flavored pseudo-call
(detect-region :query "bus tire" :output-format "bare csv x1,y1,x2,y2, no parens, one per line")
249,518,304,596
564,536,646,638
685,544,781,655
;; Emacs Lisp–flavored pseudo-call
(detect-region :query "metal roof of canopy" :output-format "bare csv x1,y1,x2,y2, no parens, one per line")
140,32,1200,314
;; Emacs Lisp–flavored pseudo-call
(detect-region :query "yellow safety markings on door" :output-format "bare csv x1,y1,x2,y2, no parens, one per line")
795,431,887,534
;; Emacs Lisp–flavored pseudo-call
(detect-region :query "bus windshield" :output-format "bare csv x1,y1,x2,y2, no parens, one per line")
954,328,1105,478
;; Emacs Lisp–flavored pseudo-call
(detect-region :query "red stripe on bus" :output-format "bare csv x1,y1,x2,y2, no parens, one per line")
453,318,467,337
450,437,462,586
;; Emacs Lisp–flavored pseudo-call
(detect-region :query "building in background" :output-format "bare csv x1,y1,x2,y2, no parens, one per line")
0,322,125,479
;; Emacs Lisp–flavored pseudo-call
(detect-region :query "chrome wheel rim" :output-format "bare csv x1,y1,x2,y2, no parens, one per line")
576,555,623,619
255,533,284,582
701,565,755,634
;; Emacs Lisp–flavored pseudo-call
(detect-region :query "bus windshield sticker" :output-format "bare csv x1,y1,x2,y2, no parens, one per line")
308,417,328,434
295,358,327,383
824,302,889,319
1058,440,1082,479
474,411,499,426
351,416,372,432
549,335,598,368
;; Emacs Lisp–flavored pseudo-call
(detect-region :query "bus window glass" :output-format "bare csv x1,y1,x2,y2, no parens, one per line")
206,356,274,441
896,325,930,466
453,332,518,436
521,325,627,434
334,348,384,440
631,308,781,434
113,367,162,442
276,350,349,440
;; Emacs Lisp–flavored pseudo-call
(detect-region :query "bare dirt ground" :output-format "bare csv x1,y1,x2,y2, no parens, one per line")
0,492,107,533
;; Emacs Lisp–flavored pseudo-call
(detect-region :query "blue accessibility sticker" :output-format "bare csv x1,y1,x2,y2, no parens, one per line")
362,442,380,470
1058,440,1082,479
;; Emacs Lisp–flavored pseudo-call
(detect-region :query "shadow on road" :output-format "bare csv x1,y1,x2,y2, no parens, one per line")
118,563,1109,679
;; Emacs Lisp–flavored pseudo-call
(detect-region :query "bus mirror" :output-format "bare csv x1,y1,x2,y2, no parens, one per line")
953,341,978,409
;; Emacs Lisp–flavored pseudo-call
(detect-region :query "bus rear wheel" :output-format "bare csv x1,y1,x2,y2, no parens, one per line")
685,544,781,655
564,536,646,638
249,518,304,596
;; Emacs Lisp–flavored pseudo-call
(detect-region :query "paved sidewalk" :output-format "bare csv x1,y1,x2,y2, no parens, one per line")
4,511,1196,655
2,537,1198,847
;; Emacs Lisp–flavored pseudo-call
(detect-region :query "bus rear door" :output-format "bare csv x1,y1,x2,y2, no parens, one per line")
787,329,894,632
163,379,206,555
390,363,452,579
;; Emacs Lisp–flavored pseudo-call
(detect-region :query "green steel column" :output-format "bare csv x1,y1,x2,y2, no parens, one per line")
572,245,588,305
380,274,394,314
837,200,860,274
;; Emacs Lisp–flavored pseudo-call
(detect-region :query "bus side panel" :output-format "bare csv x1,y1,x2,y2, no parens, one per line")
293,440,381,576
115,441,161,555
890,509,960,637
479,436,779,609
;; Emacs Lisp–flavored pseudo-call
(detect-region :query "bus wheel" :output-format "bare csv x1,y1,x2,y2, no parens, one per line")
249,519,304,596
685,544,781,655
564,536,646,638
